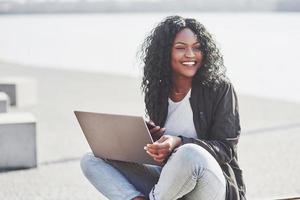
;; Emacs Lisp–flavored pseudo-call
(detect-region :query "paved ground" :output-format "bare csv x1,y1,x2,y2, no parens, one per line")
0,62,300,199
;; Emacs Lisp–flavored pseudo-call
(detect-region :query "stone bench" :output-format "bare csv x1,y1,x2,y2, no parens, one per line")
0,92,9,113
0,113,37,169
0,77,37,107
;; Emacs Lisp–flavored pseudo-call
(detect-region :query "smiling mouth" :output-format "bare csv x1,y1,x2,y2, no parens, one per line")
181,61,197,67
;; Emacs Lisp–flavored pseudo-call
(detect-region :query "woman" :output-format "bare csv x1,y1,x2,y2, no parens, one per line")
80,15,246,200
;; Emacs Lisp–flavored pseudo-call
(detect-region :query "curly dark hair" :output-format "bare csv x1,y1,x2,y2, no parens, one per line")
139,15,228,124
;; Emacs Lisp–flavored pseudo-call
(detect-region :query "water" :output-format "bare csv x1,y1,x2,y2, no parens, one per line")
0,12,300,103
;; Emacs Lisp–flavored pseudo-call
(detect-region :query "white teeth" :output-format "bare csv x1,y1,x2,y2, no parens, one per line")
182,61,196,66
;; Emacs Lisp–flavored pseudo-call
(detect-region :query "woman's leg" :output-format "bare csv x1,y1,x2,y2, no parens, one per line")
80,152,161,200
149,144,226,200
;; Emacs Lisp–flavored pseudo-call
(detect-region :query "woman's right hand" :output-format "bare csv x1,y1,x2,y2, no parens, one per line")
146,121,165,141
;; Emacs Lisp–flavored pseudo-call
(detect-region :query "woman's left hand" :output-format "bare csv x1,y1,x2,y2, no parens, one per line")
144,135,182,164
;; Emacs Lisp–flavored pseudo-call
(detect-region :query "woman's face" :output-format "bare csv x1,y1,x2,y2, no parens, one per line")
171,28,203,80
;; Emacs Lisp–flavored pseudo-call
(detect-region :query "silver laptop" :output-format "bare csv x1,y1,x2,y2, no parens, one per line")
74,111,158,165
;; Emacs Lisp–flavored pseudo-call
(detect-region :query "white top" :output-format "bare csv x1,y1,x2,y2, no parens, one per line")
164,89,198,139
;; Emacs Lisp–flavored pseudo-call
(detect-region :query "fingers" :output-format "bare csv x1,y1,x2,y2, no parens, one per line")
149,127,165,143
146,146,170,155
146,121,155,129
145,150,160,159
146,120,165,135
156,135,169,143
149,126,161,134
154,156,165,163
146,120,166,142
149,126,166,136
154,158,165,163
157,127,166,135
146,120,155,125
144,141,171,164
154,128,166,137
145,149,168,163
147,142,170,151
153,152,169,160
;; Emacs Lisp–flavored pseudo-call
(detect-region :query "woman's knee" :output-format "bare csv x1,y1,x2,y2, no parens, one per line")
175,144,226,187
174,144,212,166
80,152,104,177
170,143,223,177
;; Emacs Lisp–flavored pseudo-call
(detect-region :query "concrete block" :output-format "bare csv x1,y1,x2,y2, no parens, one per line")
0,92,9,113
0,113,37,169
0,77,37,107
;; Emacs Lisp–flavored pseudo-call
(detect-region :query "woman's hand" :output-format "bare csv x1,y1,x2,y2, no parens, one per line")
146,121,165,141
144,135,182,164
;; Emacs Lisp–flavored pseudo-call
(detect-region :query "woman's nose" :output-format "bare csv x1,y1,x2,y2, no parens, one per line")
185,48,195,58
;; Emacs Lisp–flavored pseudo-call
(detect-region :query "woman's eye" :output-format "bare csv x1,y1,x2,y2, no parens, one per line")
174,46,201,52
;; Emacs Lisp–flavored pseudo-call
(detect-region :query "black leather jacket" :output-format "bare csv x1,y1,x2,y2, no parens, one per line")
157,81,246,200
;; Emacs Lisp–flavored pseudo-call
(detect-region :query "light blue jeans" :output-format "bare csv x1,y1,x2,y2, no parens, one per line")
80,144,226,200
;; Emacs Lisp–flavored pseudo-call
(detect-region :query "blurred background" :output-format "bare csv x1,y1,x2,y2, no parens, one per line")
0,0,300,102
0,1,300,200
